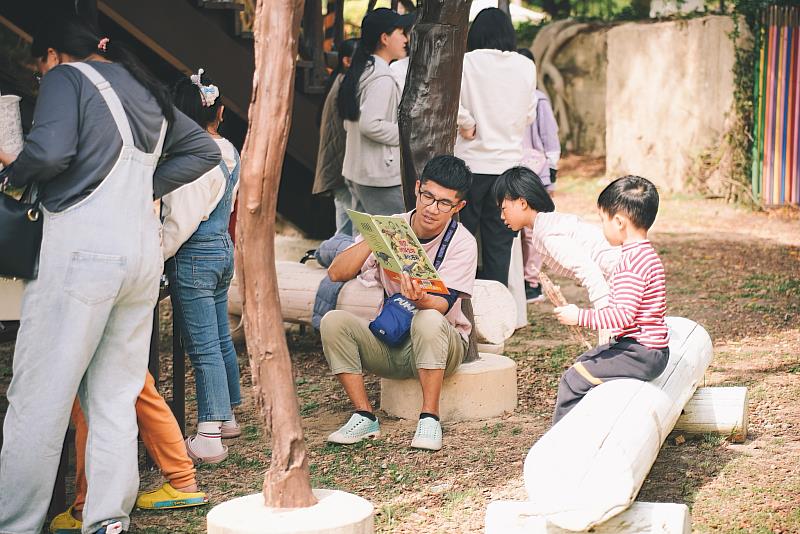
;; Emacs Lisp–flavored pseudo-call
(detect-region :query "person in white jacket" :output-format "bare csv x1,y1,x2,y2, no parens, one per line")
492,166,621,311
338,8,412,216
162,70,241,464
455,7,538,286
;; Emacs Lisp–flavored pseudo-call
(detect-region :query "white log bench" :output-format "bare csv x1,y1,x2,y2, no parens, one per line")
380,352,517,422
228,261,518,346
485,501,690,534
674,386,748,443
515,317,712,531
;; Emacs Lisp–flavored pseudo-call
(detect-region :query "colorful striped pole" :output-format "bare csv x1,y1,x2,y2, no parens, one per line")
752,5,800,207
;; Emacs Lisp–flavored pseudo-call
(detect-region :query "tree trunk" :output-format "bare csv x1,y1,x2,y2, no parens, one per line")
398,0,472,207
498,0,511,17
236,0,317,509
397,0,479,363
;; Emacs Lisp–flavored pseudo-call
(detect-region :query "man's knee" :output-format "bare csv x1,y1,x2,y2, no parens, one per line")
410,309,448,342
320,310,356,340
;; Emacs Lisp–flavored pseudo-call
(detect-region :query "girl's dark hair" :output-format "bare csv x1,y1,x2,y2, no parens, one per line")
318,38,358,125
467,8,517,52
31,15,174,123
172,71,223,130
493,166,555,212
338,20,384,121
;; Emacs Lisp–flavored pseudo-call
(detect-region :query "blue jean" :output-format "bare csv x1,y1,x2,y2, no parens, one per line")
166,236,241,422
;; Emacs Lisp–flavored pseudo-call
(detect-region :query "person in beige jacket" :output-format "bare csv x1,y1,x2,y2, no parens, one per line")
338,8,412,215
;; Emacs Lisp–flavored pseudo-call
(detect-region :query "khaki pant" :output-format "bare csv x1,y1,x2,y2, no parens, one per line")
320,309,467,379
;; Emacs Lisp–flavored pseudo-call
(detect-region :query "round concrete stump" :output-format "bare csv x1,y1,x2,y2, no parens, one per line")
380,353,517,421
207,489,374,534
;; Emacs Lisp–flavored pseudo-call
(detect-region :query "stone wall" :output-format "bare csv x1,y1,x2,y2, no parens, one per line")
532,21,609,157
605,15,740,192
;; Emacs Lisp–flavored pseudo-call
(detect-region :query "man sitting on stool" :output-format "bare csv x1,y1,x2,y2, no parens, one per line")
321,155,477,451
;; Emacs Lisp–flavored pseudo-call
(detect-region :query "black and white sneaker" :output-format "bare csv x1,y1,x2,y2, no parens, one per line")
525,282,546,303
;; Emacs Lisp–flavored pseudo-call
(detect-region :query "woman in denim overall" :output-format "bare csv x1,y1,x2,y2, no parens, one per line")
0,19,219,534
165,72,241,464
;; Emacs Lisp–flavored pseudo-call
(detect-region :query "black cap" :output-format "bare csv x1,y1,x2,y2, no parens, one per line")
361,8,414,47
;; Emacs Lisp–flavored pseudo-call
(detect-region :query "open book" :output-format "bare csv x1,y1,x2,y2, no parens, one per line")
347,209,447,293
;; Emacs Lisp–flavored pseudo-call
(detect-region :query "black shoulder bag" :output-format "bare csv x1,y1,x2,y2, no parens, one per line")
0,173,43,279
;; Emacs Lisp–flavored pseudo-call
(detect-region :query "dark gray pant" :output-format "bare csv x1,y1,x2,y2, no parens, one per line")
345,179,405,216
553,338,670,425
459,173,517,286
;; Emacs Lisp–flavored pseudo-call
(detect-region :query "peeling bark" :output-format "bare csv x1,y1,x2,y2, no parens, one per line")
236,0,317,509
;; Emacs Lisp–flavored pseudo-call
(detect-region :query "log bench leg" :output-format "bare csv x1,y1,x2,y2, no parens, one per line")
485,501,691,534
674,386,748,443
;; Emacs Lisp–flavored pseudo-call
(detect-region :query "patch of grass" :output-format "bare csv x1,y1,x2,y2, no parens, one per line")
441,488,479,519
375,502,414,531
242,424,260,441
300,401,320,416
700,433,726,449
481,422,504,438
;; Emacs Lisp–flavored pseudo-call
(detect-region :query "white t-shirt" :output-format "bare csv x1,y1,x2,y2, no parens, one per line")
356,211,478,341
455,49,538,175
161,137,239,260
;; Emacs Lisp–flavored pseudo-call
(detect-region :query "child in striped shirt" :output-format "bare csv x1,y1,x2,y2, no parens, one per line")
552,175,669,424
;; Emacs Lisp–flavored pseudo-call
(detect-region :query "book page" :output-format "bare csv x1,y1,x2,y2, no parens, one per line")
347,210,403,273
371,214,447,293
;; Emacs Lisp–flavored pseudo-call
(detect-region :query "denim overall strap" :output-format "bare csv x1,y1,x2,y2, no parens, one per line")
190,147,239,240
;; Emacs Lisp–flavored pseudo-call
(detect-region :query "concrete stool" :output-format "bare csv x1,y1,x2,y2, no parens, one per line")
207,489,373,534
380,353,517,422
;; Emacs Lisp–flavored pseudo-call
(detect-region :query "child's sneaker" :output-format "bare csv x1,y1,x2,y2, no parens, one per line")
410,416,442,451
136,483,208,510
93,521,123,534
327,413,380,444
49,506,81,534
525,282,546,303
220,420,241,439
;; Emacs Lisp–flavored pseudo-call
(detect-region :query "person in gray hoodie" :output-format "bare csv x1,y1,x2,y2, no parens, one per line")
338,8,413,216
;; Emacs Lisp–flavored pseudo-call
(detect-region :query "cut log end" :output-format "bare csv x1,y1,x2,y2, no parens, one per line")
675,386,748,443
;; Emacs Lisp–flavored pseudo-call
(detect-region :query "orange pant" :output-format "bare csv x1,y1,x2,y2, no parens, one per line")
71,372,195,511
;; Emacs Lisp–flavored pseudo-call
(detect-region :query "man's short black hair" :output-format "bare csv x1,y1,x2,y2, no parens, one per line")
597,175,660,230
492,166,555,213
419,155,473,199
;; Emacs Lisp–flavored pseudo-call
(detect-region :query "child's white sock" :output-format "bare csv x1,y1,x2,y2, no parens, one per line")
191,421,224,456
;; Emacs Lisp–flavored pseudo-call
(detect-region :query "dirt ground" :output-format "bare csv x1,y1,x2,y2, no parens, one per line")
1,164,798,533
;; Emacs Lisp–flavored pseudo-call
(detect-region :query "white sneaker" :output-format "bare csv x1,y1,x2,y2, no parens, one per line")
410,417,442,451
327,413,381,445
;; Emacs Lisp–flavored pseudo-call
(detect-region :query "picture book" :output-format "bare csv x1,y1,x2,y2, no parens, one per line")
347,209,447,293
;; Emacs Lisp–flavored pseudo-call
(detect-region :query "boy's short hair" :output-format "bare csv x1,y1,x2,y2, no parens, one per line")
420,155,473,199
492,166,555,213
597,175,660,230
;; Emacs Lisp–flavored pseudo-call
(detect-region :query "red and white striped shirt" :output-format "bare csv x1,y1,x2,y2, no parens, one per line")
577,240,669,349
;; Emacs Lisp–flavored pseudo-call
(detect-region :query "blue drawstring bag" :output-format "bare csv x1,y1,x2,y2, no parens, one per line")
369,293,417,347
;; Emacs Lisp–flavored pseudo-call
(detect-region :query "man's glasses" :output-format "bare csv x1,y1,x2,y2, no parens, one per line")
418,189,459,213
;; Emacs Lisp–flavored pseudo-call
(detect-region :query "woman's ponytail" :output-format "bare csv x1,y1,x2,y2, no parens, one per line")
337,40,374,121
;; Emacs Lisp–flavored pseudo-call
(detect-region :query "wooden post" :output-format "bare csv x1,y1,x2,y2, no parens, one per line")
398,0,472,207
236,0,317,508
498,0,511,16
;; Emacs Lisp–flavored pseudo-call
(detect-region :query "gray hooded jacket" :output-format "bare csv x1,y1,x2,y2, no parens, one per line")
341,55,401,188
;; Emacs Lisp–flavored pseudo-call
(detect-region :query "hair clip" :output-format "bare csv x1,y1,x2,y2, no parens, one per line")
97,37,109,52
190,68,220,107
